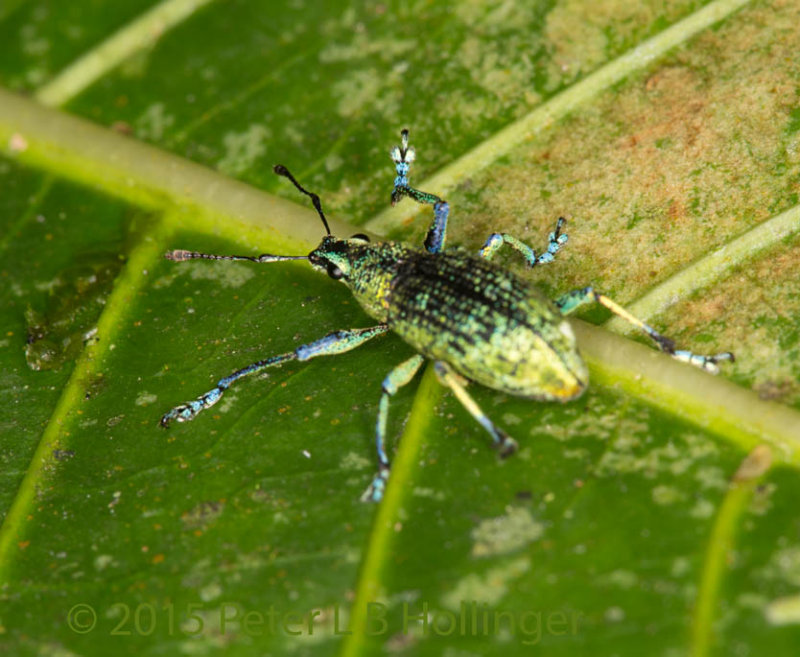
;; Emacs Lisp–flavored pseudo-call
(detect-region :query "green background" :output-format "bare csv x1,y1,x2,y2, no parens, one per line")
1,0,800,655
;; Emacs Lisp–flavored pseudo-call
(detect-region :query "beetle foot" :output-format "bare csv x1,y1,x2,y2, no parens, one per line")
494,429,518,458
673,350,735,375
160,388,223,427
361,469,389,503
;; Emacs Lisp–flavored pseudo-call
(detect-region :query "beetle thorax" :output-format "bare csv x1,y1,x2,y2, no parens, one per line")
308,237,409,322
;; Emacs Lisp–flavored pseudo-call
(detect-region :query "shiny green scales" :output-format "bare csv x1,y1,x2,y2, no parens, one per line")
160,130,734,503
342,242,587,400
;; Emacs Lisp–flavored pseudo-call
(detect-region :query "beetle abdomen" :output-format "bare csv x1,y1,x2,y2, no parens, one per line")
385,251,588,400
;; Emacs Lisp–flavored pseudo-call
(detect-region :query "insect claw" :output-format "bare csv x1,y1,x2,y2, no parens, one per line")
160,400,204,427
494,431,518,458
391,130,415,164
702,351,736,373
655,335,676,354
160,408,180,428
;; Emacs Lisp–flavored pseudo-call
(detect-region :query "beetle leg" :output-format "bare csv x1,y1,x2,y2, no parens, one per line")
479,217,568,266
421,199,450,254
433,361,518,456
390,129,450,254
361,354,426,503
556,287,735,374
161,325,390,427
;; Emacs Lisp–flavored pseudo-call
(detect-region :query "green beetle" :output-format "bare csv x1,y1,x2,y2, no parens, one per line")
161,130,733,502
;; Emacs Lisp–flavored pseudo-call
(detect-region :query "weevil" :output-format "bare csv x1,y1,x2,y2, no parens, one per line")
160,130,734,502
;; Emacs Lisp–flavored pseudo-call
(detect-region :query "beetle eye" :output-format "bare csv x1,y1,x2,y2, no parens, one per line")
327,265,344,280
350,233,370,242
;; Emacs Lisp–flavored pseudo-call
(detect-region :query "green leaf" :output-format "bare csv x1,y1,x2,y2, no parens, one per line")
2,1,800,656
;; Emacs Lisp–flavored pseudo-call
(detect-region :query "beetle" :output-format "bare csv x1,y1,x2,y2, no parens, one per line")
160,130,734,502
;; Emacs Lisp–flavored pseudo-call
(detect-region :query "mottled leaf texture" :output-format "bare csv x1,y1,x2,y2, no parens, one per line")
1,1,799,656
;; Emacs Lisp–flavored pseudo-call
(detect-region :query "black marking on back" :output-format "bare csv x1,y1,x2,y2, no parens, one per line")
387,251,551,349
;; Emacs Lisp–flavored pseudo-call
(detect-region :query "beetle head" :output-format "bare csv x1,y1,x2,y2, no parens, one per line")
308,234,370,281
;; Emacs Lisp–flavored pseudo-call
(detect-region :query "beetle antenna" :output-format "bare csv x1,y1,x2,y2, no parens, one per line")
164,250,307,263
273,164,332,236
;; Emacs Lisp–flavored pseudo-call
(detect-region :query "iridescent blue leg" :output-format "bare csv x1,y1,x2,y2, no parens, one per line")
479,217,568,266
433,361,518,456
361,354,425,503
161,325,390,427
390,129,450,254
556,287,735,374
